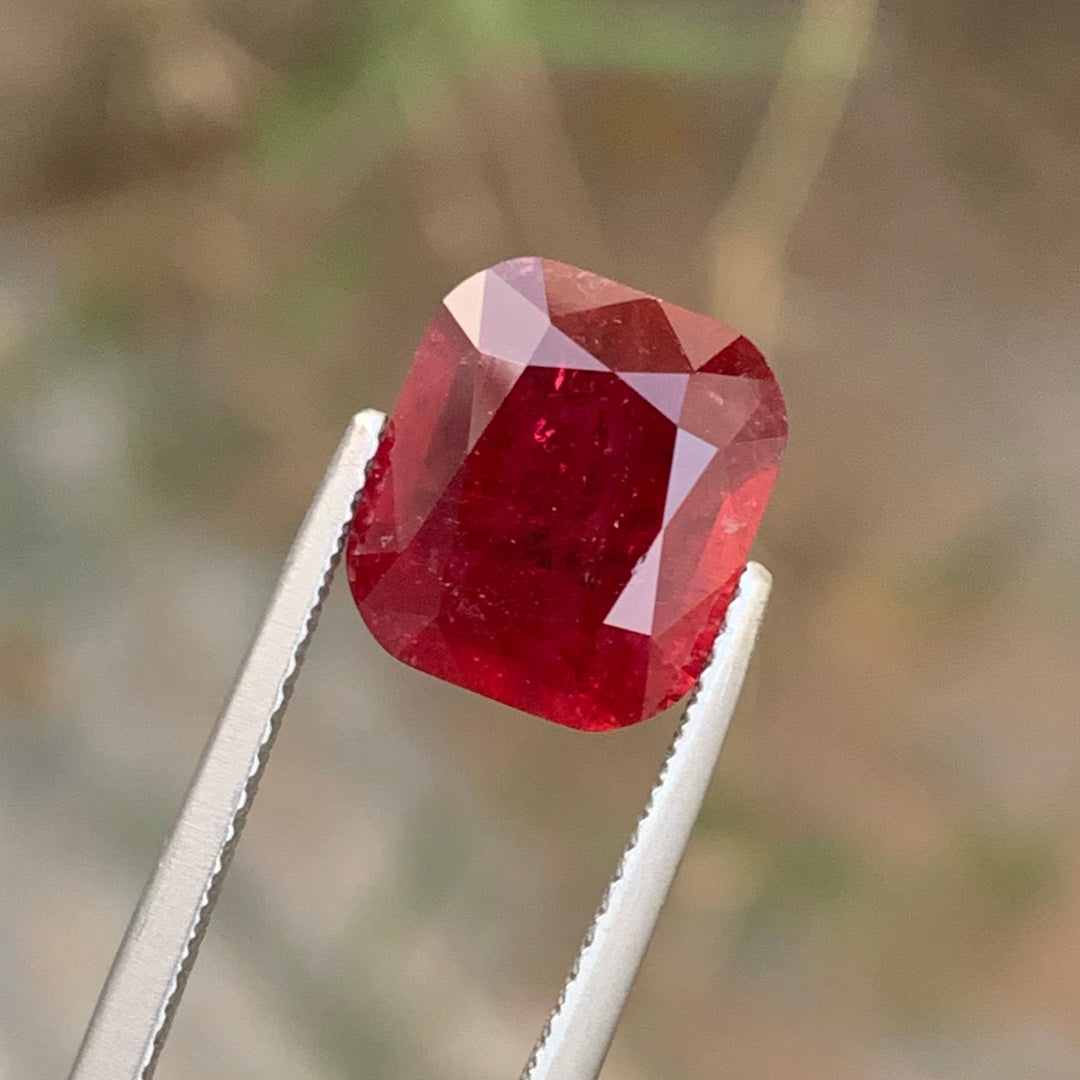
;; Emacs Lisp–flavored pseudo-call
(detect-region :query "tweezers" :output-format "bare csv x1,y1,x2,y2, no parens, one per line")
68,409,772,1080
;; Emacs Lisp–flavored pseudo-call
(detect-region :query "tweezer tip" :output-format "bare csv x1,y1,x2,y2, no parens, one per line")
741,559,772,593
348,408,388,431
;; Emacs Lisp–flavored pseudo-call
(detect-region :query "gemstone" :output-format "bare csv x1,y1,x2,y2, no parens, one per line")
346,257,786,731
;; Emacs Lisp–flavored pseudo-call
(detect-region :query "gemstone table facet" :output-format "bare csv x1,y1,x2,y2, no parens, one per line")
346,257,786,730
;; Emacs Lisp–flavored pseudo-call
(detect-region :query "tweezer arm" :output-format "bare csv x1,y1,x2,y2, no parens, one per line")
69,410,386,1080
521,561,772,1080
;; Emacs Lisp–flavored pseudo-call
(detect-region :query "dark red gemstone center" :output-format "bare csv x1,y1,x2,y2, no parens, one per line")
346,257,786,730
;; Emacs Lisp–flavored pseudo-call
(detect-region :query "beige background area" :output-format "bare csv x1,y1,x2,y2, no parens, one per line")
3,1,1080,1077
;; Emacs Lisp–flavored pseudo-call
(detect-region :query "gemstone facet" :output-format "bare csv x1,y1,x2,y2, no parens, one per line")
346,258,786,731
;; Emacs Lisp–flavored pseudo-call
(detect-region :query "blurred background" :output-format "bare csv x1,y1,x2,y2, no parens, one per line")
3,0,1080,1077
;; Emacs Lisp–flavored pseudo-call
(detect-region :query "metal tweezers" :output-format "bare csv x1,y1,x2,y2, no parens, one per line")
69,410,772,1080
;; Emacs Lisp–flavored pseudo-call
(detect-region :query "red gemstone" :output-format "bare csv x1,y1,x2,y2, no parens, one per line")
346,258,786,731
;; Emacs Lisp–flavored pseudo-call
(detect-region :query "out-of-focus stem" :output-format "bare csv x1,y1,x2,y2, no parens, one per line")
710,0,877,346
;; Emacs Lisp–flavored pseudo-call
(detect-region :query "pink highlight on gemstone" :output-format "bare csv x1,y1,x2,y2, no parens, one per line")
346,257,786,731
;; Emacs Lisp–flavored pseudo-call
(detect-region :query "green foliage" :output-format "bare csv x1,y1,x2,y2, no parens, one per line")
899,504,1032,621
529,0,794,79
699,790,861,925
269,223,375,346
960,828,1058,916
750,831,859,919
400,796,470,913
67,282,142,348
249,0,805,183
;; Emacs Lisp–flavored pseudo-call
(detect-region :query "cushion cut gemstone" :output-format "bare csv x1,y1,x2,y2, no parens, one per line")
346,257,786,731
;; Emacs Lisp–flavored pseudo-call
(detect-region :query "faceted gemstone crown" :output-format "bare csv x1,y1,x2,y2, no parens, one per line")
346,257,786,730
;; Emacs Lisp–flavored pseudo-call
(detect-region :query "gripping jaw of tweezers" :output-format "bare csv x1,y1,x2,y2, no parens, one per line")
69,411,772,1080
521,561,770,1080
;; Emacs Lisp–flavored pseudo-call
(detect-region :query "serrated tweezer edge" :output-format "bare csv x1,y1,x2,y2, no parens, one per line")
520,561,772,1080
69,410,387,1080
68,409,770,1080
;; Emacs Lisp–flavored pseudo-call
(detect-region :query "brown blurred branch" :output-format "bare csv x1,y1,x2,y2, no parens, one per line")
466,37,609,269
709,0,877,345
